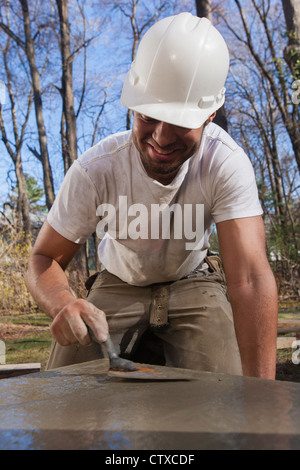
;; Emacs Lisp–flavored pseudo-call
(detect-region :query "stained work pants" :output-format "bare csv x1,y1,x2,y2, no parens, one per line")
46,258,242,375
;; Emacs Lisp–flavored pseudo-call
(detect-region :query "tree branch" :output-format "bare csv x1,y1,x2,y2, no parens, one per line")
27,144,43,163
0,22,26,50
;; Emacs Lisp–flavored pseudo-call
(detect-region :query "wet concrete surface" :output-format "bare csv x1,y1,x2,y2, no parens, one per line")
1,359,300,450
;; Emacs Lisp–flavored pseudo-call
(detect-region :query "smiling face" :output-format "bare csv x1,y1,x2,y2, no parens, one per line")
132,112,214,185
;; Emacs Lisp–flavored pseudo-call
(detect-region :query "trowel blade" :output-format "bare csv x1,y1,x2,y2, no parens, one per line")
108,365,194,381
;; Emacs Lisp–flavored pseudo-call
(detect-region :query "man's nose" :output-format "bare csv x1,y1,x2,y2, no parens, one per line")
152,121,177,147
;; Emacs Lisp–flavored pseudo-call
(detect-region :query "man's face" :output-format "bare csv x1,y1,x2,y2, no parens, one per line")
132,112,210,185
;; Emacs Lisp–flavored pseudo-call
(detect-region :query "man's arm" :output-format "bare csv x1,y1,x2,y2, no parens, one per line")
25,221,108,346
216,216,278,380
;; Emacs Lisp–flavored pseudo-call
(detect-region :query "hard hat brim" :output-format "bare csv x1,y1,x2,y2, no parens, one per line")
121,97,225,130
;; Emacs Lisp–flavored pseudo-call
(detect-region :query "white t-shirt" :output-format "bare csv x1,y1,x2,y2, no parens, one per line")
47,123,262,286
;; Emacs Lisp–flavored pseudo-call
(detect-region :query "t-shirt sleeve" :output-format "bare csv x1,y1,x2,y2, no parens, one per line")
210,148,263,224
47,160,100,243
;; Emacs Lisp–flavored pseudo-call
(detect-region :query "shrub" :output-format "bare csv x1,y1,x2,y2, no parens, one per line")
0,227,38,313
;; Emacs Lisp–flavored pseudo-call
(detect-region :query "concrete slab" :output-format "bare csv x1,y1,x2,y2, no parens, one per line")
277,337,297,349
0,363,41,379
0,359,300,450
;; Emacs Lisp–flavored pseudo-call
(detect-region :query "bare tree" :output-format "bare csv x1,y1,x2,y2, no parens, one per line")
195,0,212,21
52,0,105,169
281,0,300,79
19,0,55,209
195,0,228,131
0,7,33,238
56,0,78,172
54,0,102,279
215,0,300,275
0,0,56,210
220,0,300,175
0,88,33,238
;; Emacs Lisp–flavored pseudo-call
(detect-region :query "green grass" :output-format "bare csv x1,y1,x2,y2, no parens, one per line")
0,311,52,370
1,312,51,327
5,332,52,370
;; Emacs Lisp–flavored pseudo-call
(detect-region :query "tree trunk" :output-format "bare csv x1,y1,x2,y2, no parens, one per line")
56,0,88,279
15,156,31,238
195,0,212,21
281,0,300,79
195,0,228,131
19,0,55,210
0,32,32,240
231,0,300,174
56,0,78,171
281,0,300,174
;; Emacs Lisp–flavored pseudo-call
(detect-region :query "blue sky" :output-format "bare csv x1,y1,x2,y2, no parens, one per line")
0,0,298,213
0,1,195,208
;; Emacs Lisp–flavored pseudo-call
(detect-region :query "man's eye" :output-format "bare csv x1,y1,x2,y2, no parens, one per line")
140,114,159,124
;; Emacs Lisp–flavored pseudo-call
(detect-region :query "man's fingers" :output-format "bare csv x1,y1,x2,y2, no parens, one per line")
81,303,108,344
50,299,108,346
50,319,78,346
68,319,91,346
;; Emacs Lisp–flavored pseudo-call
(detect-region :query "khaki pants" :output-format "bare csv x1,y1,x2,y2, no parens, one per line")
46,257,242,375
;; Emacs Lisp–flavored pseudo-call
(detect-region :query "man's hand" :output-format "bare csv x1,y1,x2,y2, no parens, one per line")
50,299,108,346
25,222,109,347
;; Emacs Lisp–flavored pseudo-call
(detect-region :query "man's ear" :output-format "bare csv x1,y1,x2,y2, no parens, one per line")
206,111,216,124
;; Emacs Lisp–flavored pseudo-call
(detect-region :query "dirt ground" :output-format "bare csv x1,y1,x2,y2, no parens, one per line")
0,322,50,341
276,360,300,382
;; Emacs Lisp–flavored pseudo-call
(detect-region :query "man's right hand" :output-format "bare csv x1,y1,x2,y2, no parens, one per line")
50,298,108,346
25,222,109,347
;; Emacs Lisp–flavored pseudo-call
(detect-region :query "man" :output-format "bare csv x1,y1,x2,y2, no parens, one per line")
25,13,278,379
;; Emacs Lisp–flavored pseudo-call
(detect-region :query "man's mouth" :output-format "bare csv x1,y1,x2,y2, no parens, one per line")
148,144,178,159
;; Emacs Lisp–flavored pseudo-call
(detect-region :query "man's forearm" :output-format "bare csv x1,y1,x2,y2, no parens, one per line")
228,273,278,380
25,254,76,319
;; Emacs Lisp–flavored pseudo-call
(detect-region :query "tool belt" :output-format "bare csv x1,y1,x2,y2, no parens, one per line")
149,283,170,330
85,255,225,331
149,254,225,330
205,254,225,278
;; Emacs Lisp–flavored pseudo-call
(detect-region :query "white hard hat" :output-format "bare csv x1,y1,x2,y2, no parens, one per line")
121,12,229,129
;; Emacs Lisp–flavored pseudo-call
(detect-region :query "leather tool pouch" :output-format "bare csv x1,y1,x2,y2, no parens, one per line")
149,283,170,330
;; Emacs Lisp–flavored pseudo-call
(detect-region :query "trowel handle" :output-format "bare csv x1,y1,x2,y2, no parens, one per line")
87,326,118,360
87,325,137,371
104,335,119,360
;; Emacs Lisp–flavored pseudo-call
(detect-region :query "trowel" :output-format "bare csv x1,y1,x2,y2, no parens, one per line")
87,327,136,372
108,365,195,381
88,327,194,381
